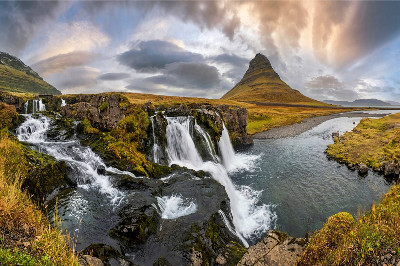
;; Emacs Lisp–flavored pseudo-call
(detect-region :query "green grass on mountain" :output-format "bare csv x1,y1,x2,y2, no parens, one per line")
222,74,324,105
0,65,60,95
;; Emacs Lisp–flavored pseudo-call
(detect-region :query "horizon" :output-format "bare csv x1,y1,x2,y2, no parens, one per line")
1,0,399,102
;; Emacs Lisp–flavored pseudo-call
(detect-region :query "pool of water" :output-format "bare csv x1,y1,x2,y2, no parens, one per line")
231,116,394,237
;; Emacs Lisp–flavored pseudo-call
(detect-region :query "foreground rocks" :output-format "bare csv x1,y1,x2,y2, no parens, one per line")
238,231,305,266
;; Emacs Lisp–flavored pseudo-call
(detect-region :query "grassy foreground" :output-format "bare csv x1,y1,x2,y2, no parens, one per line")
119,92,355,135
299,113,400,265
0,103,78,265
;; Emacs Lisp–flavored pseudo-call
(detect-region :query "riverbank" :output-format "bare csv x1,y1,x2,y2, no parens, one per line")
253,112,389,139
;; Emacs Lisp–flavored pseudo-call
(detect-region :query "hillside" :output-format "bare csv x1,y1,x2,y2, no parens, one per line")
221,53,325,106
0,52,61,95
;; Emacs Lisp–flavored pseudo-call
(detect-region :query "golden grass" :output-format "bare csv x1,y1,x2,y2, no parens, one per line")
298,182,400,265
327,113,400,169
0,104,78,265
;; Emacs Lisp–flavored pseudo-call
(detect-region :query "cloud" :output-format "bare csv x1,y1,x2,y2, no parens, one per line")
30,21,110,63
305,75,359,100
126,62,221,95
47,66,100,92
0,1,67,55
32,51,98,77
210,53,248,67
118,40,203,72
99,72,130,81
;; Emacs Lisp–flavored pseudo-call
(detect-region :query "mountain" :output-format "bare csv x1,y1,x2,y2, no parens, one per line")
0,52,61,95
387,100,400,106
221,53,323,105
323,99,393,107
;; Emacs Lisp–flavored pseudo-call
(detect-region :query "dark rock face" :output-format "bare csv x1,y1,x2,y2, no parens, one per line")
217,104,252,148
61,94,127,131
109,172,244,265
153,103,253,149
358,163,369,175
0,91,25,112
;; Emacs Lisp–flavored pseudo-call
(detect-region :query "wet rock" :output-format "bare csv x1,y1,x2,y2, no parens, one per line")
383,161,398,177
358,163,369,175
82,243,135,265
97,165,106,175
332,131,340,139
238,231,305,266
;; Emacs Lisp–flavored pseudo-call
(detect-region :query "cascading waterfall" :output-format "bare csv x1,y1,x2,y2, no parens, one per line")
194,121,220,163
24,101,28,114
16,114,132,204
163,116,275,247
61,99,66,107
151,116,162,164
25,99,47,114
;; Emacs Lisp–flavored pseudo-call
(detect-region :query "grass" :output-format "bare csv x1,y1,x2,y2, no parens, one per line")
0,103,78,265
0,65,60,95
298,182,400,265
327,113,400,170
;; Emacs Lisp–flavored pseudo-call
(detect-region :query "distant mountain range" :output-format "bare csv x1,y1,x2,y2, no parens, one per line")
0,52,61,95
221,53,325,106
323,99,400,107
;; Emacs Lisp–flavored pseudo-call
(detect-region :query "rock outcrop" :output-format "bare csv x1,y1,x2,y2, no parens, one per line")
238,231,305,266
61,94,127,131
0,91,26,112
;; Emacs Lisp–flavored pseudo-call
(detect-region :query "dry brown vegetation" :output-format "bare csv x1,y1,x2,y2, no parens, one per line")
0,103,78,265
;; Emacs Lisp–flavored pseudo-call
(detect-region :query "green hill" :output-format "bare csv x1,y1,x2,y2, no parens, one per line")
0,52,61,95
221,53,324,106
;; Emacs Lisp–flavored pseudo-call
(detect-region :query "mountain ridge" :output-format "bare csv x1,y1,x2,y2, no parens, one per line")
0,52,61,95
323,99,393,107
221,53,324,106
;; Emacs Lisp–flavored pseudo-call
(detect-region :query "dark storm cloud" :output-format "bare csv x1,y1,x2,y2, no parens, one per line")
118,40,203,72
210,53,248,67
0,1,66,55
32,51,98,77
99,72,130,81
305,75,359,100
127,62,220,93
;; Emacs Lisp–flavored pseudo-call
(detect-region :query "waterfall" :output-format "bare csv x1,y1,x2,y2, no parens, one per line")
151,116,162,164
16,114,131,203
194,122,220,162
61,99,66,107
156,195,197,219
24,101,28,114
163,116,275,246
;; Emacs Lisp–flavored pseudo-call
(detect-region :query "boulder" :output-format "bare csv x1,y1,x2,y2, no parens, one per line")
238,231,305,266
358,163,369,175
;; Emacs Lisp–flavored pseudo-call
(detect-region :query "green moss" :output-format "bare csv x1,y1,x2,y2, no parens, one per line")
0,248,52,266
99,101,108,112
80,118,99,134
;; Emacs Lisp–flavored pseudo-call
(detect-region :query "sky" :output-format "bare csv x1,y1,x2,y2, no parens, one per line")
1,0,400,102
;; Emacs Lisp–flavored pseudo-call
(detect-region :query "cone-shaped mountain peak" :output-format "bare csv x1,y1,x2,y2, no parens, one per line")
221,53,323,105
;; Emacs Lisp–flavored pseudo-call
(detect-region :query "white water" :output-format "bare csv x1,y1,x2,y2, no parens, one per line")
156,195,197,219
24,101,28,114
61,99,66,107
151,116,162,164
16,114,129,204
194,122,220,163
164,117,275,246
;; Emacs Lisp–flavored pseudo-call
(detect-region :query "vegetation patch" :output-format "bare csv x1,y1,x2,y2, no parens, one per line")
327,113,400,172
0,104,78,265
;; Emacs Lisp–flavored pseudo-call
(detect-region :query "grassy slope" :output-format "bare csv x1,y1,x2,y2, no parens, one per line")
222,72,325,106
0,103,78,265
0,65,60,95
327,113,400,170
119,92,356,135
299,114,400,265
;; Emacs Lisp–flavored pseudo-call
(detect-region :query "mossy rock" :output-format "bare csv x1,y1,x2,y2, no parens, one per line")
21,146,69,204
